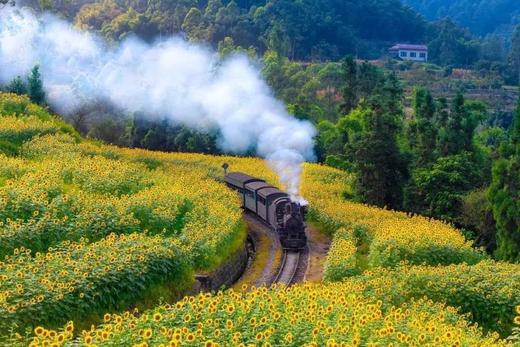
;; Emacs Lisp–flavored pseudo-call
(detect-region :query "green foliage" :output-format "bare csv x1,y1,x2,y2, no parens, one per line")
510,25,520,84
6,76,27,96
488,96,520,262
27,66,46,105
348,75,408,209
403,0,520,37
459,189,497,252
427,19,480,67
129,118,218,154
350,261,520,336
409,87,437,165
407,152,483,221
262,50,342,122
67,0,427,60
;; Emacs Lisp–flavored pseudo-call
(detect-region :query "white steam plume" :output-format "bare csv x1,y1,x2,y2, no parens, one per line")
0,6,316,200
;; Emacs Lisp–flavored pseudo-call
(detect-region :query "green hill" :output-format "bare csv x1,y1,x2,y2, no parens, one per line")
402,0,520,37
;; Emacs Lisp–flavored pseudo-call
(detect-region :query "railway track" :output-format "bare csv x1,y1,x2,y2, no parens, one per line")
240,211,309,286
273,248,308,285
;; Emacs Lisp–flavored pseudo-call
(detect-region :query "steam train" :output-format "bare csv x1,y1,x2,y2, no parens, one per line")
224,171,307,250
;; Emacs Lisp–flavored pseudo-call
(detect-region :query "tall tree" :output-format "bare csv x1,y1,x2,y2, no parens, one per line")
410,87,437,166
349,74,408,209
437,92,480,156
489,93,520,262
340,56,358,115
509,25,520,84
28,66,45,105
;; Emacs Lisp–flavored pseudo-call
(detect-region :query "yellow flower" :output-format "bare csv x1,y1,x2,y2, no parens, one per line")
34,326,45,336
141,328,153,340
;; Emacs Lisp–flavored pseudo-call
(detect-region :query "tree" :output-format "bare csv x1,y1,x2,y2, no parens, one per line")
349,106,408,209
509,25,520,84
480,34,505,62
408,152,482,222
437,92,482,156
348,75,408,209
182,7,205,41
340,56,358,115
410,87,437,165
489,94,520,262
428,19,480,67
28,66,46,105
6,76,27,95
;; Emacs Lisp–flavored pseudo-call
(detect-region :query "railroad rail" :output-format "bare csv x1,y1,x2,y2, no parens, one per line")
273,249,306,285
241,211,309,286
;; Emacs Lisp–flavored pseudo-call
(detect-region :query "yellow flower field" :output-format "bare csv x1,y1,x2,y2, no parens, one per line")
0,92,519,345
26,283,509,347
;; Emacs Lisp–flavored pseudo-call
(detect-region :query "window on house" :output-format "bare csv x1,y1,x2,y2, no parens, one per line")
419,52,426,58
400,51,407,57
409,52,417,58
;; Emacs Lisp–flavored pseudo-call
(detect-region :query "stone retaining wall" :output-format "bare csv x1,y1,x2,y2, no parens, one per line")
193,240,249,292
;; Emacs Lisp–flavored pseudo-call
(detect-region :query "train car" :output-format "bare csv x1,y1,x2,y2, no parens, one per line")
224,171,307,250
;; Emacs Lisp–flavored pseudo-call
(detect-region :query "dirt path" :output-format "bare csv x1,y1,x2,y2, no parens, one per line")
304,223,331,283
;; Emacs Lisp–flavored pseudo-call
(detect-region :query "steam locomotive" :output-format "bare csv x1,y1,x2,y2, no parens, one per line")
224,171,307,250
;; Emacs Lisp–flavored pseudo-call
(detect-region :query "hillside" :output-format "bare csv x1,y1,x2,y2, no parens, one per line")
38,0,427,60
402,0,520,37
0,93,519,345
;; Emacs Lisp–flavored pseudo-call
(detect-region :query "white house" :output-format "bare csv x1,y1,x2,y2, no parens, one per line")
389,44,428,62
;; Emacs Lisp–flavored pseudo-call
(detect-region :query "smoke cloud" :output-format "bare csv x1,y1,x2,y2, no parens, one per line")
0,6,316,200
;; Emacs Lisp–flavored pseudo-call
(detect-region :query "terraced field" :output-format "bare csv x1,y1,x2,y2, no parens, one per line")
0,93,519,346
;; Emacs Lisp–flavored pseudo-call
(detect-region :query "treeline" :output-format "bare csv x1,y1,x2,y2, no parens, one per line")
37,0,427,61
31,0,520,83
317,57,520,262
403,0,520,37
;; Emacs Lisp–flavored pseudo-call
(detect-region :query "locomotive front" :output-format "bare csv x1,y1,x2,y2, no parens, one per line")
277,200,307,250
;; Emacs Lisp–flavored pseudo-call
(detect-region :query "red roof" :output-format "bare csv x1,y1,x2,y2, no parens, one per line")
389,44,428,51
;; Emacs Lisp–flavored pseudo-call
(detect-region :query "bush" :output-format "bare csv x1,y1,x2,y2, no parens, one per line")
351,261,520,337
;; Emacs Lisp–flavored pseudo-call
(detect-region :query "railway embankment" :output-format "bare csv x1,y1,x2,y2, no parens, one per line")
193,237,249,292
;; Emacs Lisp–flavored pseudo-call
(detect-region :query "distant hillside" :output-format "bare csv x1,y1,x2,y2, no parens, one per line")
40,0,427,60
402,0,520,37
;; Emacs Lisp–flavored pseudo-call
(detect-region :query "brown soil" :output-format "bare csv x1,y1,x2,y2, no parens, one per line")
304,223,331,283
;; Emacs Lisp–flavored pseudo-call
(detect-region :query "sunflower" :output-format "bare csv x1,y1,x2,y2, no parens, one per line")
34,326,45,336
186,333,195,342
143,328,153,339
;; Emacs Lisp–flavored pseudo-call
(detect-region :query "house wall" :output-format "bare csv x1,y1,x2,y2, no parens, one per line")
398,49,428,62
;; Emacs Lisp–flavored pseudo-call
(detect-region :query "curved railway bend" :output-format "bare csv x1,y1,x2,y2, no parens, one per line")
273,249,308,285
234,212,323,288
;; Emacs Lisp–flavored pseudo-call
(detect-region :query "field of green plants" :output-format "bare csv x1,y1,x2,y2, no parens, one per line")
0,92,519,346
